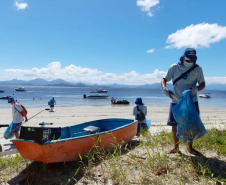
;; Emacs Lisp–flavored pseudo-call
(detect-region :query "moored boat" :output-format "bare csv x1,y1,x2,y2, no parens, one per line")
199,93,211,98
11,118,138,163
0,96,11,100
111,100,130,105
15,87,26,91
90,88,108,93
96,88,108,93
0,89,4,93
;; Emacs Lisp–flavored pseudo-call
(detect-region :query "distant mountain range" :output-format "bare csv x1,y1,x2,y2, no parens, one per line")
0,78,226,90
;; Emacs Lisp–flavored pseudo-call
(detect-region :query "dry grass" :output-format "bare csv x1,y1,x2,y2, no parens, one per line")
0,128,225,185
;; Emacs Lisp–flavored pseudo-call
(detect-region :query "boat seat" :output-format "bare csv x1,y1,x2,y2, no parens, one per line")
82,126,100,134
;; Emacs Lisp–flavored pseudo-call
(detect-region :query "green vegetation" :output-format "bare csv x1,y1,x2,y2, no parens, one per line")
194,128,226,155
0,128,225,185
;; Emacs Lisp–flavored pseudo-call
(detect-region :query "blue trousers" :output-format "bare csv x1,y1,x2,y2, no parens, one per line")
137,122,148,136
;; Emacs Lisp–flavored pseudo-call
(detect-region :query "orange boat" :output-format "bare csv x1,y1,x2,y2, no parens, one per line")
12,118,138,163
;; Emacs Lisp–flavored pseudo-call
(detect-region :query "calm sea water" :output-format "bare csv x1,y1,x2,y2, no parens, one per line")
0,85,225,109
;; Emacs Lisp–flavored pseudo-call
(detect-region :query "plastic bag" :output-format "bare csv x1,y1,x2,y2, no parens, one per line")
48,99,53,105
146,119,151,129
172,90,207,143
4,122,14,139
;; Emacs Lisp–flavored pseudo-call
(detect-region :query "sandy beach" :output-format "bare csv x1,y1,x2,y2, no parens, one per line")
0,105,225,153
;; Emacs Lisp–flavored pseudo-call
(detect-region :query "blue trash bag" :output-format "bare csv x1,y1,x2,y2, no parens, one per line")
172,90,207,143
146,119,151,129
48,99,53,105
4,122,14,139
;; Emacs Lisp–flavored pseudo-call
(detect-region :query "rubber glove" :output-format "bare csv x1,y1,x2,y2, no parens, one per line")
162,87,170,97
190,87,198,95
162,87,179,101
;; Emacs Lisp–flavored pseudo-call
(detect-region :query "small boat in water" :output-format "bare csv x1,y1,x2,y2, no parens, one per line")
96,88,108,93
199,93,211,98
111,97,130,105
12,118,138,163
90,88,108,93
83,94,109,99
112,100,130,105
0,89,5,93
15,87,26,91
0,96,11,100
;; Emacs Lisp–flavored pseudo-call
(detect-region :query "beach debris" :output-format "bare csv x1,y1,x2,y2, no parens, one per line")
127,159,133,164
154,168,167,175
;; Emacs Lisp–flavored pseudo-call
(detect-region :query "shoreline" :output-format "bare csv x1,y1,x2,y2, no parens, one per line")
0,106,225,152
1,103,226,110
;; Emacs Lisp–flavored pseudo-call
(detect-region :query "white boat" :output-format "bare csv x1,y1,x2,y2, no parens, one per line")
83,94,109,99
199,93,211,98
96,88,108,93
15,87,26,91
0,90,4,93
90,88,108,93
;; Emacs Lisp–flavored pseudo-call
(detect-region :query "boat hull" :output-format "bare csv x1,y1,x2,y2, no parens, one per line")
15,87,26,91
12,118,138,163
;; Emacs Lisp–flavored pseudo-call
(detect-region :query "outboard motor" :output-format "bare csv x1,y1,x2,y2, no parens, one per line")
83,94,87,98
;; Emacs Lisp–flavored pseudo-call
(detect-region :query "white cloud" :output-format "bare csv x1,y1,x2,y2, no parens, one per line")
47,62,61,69
166,23,226,49
205,77,226,85
3,61,167,85
14,1,28,10
136,0,159,17
5,62,101,82
147,49,155,53
2,62,226,85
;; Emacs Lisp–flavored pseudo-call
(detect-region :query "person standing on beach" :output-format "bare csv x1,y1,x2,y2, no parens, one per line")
161,48,205,155
8,97,28,139
111,97,116,103
133,97,147,136
48,97,56,112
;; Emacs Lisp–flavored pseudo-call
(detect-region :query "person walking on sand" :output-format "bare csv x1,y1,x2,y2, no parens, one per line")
133,97,147,136
48,97,56,112
8,97,28,139
161,48,205,156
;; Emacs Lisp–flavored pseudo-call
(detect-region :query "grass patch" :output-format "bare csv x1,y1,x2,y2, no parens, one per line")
194,128,226,155
0,128,225,184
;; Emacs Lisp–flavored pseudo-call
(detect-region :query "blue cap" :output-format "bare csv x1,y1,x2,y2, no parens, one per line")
8,97,14,103
135,98,144,105
182,48,197,61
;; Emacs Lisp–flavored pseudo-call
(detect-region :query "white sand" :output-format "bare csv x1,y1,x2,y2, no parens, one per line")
0,106,226,152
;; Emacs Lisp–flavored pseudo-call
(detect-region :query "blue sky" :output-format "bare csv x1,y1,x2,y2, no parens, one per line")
0,0,226,85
